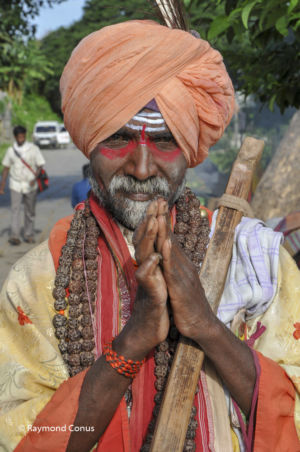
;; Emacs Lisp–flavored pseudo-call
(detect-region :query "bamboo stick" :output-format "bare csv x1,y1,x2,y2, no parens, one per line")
150,136,265,452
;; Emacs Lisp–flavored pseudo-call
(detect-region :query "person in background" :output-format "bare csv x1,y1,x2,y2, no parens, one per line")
71,163,91,208
0,125,45,245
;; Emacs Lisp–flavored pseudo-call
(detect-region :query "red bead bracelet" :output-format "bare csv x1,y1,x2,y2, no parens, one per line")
103,340,145,379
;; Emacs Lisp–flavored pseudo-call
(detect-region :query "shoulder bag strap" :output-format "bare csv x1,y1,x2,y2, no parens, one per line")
13,146,37,177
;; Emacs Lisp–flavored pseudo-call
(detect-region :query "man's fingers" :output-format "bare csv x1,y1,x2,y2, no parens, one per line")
162,238,172,267
133,200,158,247
135,252,162,283
148,199,159,216
162,238,175,286
157,198,168,216
156,215,167,253
156,201,170,254
135,216,158,264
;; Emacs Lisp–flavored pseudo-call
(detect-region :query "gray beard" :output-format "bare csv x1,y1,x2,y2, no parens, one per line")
89,174,186,230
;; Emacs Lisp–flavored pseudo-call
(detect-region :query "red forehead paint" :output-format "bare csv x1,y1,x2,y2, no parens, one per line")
147,139,181,162
99,123,181,162
140,124,146,144
99,140,137,160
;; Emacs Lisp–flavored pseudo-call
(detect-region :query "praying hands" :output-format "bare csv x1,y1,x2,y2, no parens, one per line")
127,198,256,416
132,198,215,346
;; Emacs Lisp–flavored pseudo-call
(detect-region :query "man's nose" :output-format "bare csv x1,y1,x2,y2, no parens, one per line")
124,143,157,180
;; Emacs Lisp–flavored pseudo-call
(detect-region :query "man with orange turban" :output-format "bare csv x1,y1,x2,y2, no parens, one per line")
0,19,299,452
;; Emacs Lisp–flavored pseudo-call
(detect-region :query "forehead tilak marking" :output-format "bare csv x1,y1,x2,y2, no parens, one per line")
126,111,167,133
133,116,165,125
126,123,167,132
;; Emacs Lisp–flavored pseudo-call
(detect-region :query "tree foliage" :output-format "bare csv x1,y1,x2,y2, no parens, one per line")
0,38,53,99
0,1,64,100
184,0,300,111
0,0,66,38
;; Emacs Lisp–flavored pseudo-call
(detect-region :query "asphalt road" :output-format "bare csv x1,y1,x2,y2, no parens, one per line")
0,144,88,289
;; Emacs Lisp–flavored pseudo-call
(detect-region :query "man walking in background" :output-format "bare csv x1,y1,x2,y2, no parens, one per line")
0,125,45,245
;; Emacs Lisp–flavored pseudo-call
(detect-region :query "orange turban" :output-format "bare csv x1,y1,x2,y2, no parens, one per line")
60,20,235,168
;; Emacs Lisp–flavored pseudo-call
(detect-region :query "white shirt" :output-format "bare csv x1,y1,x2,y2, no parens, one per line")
2,141,45,194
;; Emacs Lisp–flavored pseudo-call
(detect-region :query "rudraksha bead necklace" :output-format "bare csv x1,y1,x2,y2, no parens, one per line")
52,202,100,377
52,188,210,452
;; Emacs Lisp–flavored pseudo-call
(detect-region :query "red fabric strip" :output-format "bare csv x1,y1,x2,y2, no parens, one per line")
96,400,130,452
195,376,211,452
232,349,261,452
89,193,137,305
89,193,156,450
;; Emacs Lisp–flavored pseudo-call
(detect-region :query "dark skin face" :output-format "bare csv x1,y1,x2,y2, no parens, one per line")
90,109,187,207
15,133,26,146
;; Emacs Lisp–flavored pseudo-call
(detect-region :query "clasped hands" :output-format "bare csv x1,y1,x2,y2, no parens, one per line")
124,198,216,359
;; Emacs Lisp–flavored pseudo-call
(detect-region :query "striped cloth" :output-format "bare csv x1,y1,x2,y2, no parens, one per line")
209,213,283,326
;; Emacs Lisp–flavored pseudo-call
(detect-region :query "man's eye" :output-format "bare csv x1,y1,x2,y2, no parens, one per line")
154,139,178,151
103,134,130,147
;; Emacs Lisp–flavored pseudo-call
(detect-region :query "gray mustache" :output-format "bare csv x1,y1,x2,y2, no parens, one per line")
109,176,170,197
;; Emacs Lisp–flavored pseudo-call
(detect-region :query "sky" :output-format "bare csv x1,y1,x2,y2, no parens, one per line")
34,0,86,39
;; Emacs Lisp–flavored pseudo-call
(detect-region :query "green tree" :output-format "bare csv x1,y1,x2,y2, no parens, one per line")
0,38,53,100
184,0,300,112
0,1,67,99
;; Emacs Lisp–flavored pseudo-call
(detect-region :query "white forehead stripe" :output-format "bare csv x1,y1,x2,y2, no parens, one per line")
133,115,164,125
126,123,167,132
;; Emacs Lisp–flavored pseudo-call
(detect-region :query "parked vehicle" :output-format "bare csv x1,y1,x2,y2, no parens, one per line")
33,121,60,148
57,124,71,148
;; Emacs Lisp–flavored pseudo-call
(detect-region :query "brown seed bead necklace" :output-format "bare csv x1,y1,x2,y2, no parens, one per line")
52,188,210,451
52,202,100,377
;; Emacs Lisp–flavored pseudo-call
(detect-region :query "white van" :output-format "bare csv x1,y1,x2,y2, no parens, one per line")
56,124,71,148
33,121,60,148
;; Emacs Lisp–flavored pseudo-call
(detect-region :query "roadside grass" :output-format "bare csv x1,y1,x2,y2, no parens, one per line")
12,94,61,137
0,142,10,174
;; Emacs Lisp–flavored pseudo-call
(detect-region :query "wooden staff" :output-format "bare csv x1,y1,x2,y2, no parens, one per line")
150,136,264,452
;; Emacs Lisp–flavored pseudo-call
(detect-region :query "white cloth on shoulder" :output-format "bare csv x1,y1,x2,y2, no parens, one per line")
209,213,283,326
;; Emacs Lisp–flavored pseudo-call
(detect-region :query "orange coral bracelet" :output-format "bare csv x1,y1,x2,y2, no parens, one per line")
103,340,146,379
